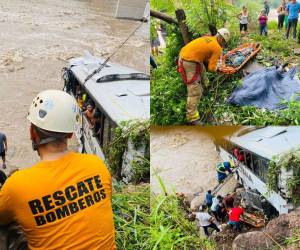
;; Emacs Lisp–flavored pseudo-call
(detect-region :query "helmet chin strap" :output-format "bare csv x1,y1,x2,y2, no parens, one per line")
31,126,68,152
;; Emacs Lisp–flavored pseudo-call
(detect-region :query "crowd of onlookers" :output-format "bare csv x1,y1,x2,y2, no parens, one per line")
238,0,300,41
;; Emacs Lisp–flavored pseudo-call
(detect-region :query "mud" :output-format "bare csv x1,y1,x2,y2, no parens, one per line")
150,127,220,198
0,0,149,173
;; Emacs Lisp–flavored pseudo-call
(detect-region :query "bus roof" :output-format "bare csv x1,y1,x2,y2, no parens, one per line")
69,53,150,124
227,126,300,160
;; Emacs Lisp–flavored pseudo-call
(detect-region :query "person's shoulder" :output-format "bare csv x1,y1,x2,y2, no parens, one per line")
73,152,104,164
4,167,35,188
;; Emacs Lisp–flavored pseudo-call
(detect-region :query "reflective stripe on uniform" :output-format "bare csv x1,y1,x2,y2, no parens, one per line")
216,163,226,174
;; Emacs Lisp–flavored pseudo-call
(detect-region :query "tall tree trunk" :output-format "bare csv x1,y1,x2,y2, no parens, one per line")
209,24,217,36
175,9,190,44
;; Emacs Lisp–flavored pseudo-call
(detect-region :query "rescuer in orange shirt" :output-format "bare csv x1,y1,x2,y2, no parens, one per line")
0,90,116,250
178,28,231,125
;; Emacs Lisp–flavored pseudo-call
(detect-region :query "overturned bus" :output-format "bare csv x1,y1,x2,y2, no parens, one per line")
62,53,150,183
217,126,300,215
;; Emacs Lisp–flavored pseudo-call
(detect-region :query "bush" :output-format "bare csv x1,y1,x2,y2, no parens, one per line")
104,120,150,182
267,147,300,204
113,183,150,250
150,193,216,249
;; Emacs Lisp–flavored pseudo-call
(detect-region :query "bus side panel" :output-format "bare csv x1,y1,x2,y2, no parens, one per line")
219,148,291,214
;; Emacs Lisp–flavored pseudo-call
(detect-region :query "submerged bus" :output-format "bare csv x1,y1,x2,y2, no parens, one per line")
217,126,300,215
62,53,150,182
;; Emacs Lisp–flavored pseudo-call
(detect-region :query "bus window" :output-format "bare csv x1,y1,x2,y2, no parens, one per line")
102,117,110,147
260,159,268,183
252,154,260,177
245,152,252,170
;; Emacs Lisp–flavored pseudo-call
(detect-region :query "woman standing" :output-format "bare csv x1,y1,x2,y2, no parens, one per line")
238,6,249,35
277,0,287,31
258,10,268,36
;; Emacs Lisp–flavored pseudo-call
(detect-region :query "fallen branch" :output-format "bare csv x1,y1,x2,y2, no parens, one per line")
150,9,178,25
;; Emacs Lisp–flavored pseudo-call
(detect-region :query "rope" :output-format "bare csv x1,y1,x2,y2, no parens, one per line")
84,16,149,84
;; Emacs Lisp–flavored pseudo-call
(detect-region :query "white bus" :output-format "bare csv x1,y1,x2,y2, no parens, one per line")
217,126,300,215
63,53,150,182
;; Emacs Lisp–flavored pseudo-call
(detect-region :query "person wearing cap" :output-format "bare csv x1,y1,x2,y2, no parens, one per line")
0,90,116,249
178,28,231,125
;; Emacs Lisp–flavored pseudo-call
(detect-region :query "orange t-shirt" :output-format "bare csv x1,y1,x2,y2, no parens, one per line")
179,36,222,72
0,152,116,250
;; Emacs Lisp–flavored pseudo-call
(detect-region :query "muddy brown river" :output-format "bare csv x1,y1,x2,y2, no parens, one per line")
151,127,220,196
151,126,242,205
0,0,149,173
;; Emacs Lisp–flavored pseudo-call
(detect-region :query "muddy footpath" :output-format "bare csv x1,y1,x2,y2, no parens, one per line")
0,0,149,173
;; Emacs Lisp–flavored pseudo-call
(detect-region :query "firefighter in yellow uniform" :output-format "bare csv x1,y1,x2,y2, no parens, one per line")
178,28,231,125
0,90,116,249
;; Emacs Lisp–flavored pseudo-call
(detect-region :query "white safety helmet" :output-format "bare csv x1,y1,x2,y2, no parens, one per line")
27,90,79,133
217,28,231,43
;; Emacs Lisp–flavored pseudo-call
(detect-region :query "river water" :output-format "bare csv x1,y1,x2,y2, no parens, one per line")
151,126,242,203
0,0,149,173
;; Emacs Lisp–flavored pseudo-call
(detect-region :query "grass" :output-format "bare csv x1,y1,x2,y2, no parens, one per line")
285,228,300,246
150,175,216,250
113,183,150,250
151,20,300,126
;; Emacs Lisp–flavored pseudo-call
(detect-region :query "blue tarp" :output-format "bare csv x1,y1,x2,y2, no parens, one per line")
228,66,300,110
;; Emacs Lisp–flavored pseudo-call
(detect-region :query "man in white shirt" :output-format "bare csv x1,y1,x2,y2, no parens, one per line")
194,204,220,237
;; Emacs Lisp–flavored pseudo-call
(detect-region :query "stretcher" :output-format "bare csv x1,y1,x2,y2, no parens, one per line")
241,211,265,228
218,43,262,75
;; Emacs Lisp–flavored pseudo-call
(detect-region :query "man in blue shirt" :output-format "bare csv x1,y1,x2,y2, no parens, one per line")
216,161,233,183
205,190,214,208
286,0,300,40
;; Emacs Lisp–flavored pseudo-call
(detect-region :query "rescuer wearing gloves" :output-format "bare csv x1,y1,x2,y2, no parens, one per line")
0,90,116,249
178,28,230,125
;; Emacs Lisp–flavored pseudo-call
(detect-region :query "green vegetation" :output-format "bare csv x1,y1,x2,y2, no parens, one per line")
285,228,300,246
150,177,216,250
104,120,150,183
151,1,300,125
113,183,150,250
267,147,300,203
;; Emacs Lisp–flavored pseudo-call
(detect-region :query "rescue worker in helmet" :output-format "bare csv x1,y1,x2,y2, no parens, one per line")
216,161,234,183
0,90,116,249
178,28,231,125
